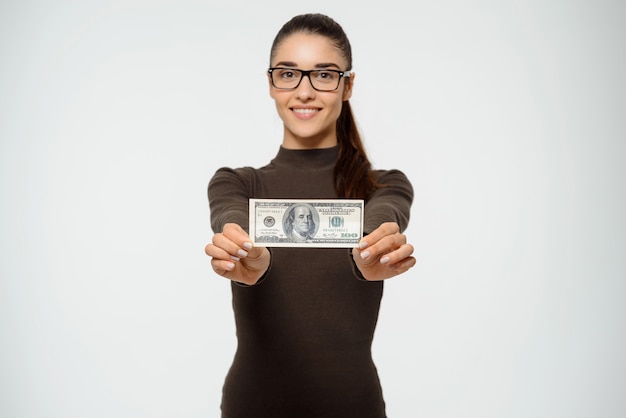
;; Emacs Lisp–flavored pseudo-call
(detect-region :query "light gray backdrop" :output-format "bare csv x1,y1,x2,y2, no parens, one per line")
1,0,624,417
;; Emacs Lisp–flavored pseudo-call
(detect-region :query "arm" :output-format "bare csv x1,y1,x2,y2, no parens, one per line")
205,168,271,285
352,169,416,281
363,169,413,234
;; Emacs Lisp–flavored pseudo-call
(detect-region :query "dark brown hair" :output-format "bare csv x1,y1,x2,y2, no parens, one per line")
270,13,381,199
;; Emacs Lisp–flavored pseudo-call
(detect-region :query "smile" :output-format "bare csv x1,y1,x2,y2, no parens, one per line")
292,108,319,114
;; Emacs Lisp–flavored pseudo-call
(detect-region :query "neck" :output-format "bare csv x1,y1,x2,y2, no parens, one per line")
281,128,338,150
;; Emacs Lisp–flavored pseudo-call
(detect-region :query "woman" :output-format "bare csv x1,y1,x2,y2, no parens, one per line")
205,13,416,418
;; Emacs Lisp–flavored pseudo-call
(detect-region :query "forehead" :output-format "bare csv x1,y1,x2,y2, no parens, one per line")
271,32,346,68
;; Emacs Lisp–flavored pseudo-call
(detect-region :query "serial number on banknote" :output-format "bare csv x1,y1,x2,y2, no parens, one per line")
249,199,364,248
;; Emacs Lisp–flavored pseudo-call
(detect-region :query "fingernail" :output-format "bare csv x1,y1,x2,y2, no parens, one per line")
237,249,248,258
380,256,390,264
361,250,370,259
226,262,235,270
359,241,368,249
243,242,252,250
230,255,240,262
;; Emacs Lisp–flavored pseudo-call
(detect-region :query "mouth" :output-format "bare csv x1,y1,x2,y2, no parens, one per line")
291,107,320,120
292,107,320,114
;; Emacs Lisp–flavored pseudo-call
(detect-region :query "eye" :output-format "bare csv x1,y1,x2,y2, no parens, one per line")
314,71,338,82
277,69,299,80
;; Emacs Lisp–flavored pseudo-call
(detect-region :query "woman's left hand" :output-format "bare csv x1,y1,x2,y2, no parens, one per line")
352,222,416,281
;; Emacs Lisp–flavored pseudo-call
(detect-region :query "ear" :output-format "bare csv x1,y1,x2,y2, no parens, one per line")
342,72,355,101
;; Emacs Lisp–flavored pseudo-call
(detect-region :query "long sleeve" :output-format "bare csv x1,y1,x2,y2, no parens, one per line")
363,169,414,234
208,167,255,234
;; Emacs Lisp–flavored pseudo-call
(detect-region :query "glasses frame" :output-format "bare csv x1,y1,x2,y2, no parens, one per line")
267,67,352,92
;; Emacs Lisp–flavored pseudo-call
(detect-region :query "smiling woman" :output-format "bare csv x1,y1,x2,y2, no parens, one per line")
203,12,415,418
2,2,624,418
267,31,355,150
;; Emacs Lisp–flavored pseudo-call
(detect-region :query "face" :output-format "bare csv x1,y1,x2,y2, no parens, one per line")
292,206,313,235
269,33,354,149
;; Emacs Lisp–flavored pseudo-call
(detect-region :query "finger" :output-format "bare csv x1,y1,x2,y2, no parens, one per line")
222,223,253,247
211,258,236,276
352,246,374,266
379,243,415,266
205,242,236,263
211,233,250,260
378,252,416,279
358,222,400,249
359,232,406,261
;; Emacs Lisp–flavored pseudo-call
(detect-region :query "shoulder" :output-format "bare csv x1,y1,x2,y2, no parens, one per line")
208,166,257,193
208,161,279,197
369,168,414,204
211,165,257,179
210,162,274,181
373,168,413,188
210,157,277,181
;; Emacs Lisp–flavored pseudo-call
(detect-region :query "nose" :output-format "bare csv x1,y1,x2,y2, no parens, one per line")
295,74,316,99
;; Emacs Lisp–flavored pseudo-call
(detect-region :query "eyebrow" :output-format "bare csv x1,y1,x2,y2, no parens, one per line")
273,61,341,69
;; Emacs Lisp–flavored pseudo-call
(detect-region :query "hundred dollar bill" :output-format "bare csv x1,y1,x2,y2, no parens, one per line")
249,199,364,248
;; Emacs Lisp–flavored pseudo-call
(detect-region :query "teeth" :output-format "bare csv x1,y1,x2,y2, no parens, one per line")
293,108,317,114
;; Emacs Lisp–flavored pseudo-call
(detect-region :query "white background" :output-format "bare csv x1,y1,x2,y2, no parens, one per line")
1,1,625,417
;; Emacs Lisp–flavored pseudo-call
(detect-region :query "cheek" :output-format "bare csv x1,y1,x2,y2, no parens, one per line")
269,89,278,103
330,98,345,117
271,92,290,110
272,97,289,119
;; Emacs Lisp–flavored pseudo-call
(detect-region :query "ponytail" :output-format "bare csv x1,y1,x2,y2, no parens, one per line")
334,101,381,199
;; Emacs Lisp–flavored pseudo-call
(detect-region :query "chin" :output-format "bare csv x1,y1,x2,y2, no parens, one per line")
288,127,334,143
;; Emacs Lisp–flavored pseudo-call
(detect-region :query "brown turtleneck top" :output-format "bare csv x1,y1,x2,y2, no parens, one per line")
208,145,413,418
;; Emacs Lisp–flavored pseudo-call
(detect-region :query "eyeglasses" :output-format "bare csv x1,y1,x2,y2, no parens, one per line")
268,67,352,92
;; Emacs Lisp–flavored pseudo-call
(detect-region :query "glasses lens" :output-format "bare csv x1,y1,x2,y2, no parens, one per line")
310,70,340,91
271,69,341,91
272,69,302,89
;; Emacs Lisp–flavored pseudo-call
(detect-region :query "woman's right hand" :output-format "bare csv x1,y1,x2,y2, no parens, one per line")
205,223,271,285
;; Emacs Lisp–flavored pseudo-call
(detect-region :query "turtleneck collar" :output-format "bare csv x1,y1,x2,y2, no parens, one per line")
270,145,339,170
